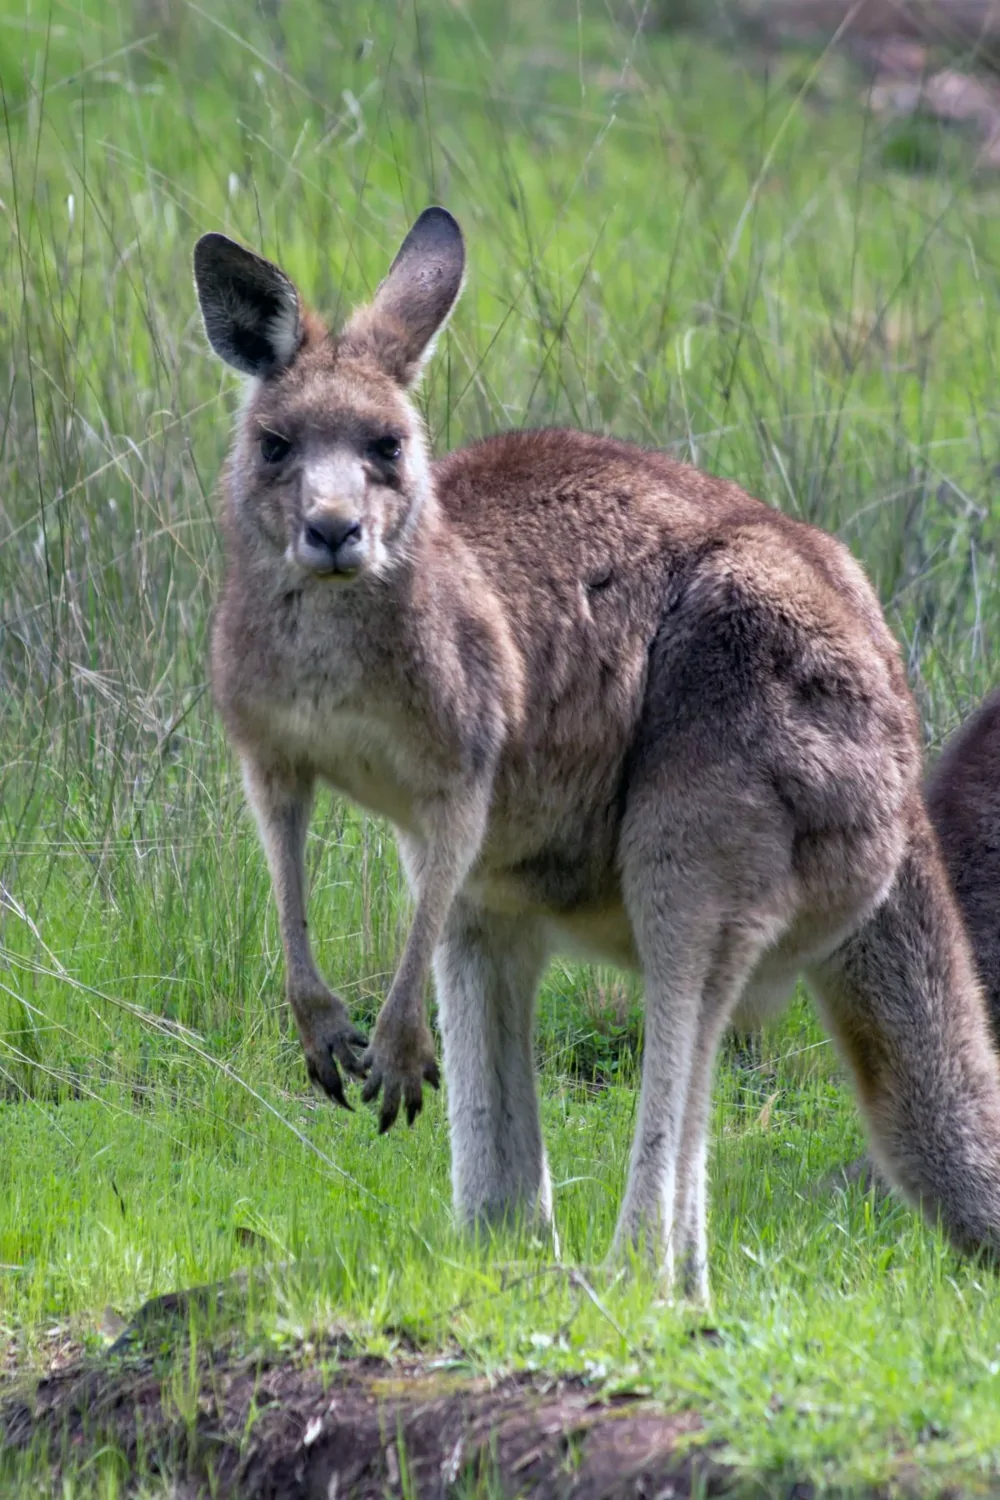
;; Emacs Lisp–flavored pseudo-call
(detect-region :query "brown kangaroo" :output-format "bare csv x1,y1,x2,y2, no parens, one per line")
193,207,1000,1300
926,690,1000,1027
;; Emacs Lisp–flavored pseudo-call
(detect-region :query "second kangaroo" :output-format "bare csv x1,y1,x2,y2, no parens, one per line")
194,207,1000,1300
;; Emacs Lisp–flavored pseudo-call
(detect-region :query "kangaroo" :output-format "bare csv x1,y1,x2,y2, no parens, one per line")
926,689,1000,1027
193,206,1000,1300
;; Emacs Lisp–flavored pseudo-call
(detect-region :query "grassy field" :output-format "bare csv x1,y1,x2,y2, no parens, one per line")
4,0,1000,1492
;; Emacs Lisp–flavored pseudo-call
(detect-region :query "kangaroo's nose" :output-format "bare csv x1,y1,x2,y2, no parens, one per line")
303,515,362,559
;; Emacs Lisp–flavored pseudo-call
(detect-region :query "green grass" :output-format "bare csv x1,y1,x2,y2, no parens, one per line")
4,0,1000,1492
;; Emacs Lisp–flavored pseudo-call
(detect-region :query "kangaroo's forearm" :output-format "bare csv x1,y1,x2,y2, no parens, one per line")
240,753,367,1106
241,757,319,995
381,784,492,1026
360,783,491,1130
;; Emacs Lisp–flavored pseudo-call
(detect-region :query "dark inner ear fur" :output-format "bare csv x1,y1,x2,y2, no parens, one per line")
193,233,301,378
347,206,466,385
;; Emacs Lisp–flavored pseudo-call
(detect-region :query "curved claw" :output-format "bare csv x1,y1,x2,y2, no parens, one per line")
359,1030,439,1134
405,1087,423,1128
303,1016,370,1108
378,1078,403,1135
360,1067,427,1132
306,1052,353,1111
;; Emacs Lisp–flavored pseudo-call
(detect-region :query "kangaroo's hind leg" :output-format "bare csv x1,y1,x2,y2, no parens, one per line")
614,772,798,1294
671,954,805,1303
433,900,553,1235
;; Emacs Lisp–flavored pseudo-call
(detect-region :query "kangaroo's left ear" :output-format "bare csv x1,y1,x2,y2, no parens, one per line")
343,207,465,387
193,233,302,378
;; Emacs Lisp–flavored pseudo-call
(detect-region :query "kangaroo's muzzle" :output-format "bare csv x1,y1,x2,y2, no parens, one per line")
296,512,366,577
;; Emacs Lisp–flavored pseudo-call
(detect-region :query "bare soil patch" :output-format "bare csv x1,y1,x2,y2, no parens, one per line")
1,1326,736,1499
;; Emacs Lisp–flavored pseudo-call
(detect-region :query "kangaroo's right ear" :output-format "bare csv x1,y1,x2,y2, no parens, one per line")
193,233,301,378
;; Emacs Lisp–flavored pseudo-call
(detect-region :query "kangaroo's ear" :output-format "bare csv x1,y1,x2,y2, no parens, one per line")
193,233,301,378
345,207,465,386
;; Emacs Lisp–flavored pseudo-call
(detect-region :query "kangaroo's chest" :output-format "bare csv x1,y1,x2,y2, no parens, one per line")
224,602,443,832
278,699,424,828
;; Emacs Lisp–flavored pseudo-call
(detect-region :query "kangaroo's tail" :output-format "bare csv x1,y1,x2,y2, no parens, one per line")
809,812,1000,1257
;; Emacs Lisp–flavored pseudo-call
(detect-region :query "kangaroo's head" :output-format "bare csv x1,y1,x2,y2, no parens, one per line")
193,207,465,583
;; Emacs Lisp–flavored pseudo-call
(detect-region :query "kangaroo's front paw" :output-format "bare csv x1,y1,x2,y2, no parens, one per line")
360,1015,439,1134
294,993,369,1110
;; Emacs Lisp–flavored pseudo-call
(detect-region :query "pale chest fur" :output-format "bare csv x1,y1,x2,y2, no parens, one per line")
214,575,450,836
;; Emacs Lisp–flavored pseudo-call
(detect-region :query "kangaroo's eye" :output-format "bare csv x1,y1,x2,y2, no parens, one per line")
368,435,402,463
260,431,292,465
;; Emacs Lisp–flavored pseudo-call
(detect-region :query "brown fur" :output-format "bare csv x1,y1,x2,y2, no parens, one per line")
193,210,1000,1298
926,690,1000,1027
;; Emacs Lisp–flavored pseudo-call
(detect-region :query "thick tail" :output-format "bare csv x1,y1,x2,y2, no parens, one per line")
809,813,1000,1258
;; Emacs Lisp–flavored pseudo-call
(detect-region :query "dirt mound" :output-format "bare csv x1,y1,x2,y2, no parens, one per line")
1,1330,739,1498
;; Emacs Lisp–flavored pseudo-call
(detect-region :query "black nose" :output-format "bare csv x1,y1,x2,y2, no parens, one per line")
302,516,362,559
